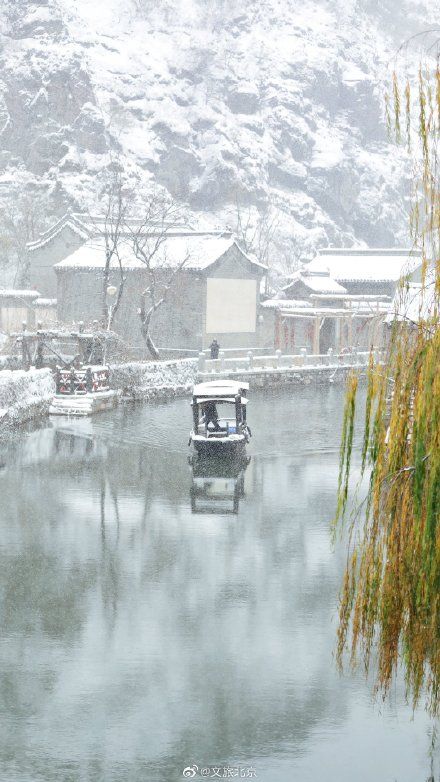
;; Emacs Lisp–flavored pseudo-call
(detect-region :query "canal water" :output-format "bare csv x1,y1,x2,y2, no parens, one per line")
0,386,434,782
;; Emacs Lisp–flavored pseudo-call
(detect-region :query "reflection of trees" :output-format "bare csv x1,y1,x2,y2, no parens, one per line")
0,551,96,641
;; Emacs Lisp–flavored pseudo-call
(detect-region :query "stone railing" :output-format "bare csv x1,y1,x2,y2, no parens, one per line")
199,348,380,375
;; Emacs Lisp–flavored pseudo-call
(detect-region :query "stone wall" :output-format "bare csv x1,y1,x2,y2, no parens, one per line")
0,368,55,431
56,244,266,352
203,364,367,388
57,266,149,349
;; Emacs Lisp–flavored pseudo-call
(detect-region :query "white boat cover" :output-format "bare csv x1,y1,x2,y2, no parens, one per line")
192,380,249,398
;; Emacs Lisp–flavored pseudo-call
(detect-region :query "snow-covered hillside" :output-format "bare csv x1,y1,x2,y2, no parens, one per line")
0,0,435,273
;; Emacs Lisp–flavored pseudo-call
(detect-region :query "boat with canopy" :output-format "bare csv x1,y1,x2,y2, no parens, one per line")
189,380,251,458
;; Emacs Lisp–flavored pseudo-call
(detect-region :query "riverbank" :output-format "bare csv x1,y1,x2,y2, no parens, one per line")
0,360,198,432
0,357,368,432
0,368,55,432
111,358,198,400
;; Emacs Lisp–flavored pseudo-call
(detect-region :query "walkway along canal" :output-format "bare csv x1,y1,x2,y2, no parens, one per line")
0,386,434,782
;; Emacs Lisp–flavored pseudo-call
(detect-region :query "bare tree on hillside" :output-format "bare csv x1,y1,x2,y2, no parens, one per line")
234,199,279,294
127,195,189,360
0,191,51,287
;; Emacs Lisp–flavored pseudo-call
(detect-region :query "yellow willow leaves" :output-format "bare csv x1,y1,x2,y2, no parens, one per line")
393,71,402,142
334,65,440,715
336,321,440,714
405,81,412,151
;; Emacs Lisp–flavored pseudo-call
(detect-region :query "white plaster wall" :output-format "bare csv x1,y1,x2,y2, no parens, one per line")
205,278,257,334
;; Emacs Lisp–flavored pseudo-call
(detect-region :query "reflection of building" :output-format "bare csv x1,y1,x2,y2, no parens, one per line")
53,426,95,457
27,213,267,351
190,457,250,514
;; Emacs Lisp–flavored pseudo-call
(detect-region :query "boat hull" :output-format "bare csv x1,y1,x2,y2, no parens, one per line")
191,436,247,460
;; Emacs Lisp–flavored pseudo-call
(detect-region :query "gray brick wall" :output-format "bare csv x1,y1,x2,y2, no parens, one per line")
56,244,266,352
29,226,85,297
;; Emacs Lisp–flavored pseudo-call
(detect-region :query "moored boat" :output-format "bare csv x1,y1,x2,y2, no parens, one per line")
189,380,251,458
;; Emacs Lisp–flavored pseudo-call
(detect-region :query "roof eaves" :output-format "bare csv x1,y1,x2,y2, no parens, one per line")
233,240,269,271
335,276,398,283
0,289,40,299
27,214,91,252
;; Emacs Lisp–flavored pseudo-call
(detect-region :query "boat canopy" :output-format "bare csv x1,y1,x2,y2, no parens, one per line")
192,380,249,399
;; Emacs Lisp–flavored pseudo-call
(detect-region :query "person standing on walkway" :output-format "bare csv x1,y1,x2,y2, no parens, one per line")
210,339,220,359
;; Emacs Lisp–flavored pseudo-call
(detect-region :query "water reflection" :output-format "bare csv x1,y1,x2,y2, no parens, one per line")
189,456,251,515
0,389,434,782
53,425,95,457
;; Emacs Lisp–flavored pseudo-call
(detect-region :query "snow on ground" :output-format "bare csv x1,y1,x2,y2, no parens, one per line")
0,368,55,430
111,358,198,400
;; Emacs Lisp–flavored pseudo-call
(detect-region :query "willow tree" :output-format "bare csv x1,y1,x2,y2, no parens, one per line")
334,61,440,715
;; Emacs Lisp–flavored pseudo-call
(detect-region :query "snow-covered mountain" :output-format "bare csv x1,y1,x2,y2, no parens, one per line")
0,0,435,275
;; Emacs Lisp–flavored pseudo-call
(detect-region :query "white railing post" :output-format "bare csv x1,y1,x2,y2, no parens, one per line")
198,352,205,372
300,347,307,367
247,350,253,370
275,349,282,368
220,350,225,372
327,347,333,366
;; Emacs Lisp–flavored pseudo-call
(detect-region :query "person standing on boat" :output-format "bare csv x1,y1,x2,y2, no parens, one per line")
210,339,220,359
203,400,221,431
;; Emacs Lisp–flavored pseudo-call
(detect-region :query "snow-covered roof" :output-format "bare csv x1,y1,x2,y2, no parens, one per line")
53,235,267,273
317,248,422,282
27,211,205,252
27,214,91,252
35,298,57,307
193,380,249,398
284,268,347,295
300,274,347,294
260,298,313,310
0,289,40,300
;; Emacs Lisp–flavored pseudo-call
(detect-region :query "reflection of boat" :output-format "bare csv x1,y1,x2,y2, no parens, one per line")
189,456,250,514
189,380,251,458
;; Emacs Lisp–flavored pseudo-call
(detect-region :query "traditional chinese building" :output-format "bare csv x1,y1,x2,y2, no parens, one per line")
259,296,389,354
261,246,423,354
26,212,268,352
27,213,92,298
308,247,423,297
54,232,267,352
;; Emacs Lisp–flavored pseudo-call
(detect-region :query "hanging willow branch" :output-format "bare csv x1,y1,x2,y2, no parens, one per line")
334,61,440,716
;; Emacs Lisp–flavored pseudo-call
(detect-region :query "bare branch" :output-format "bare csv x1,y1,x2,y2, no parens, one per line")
126,192,188,359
